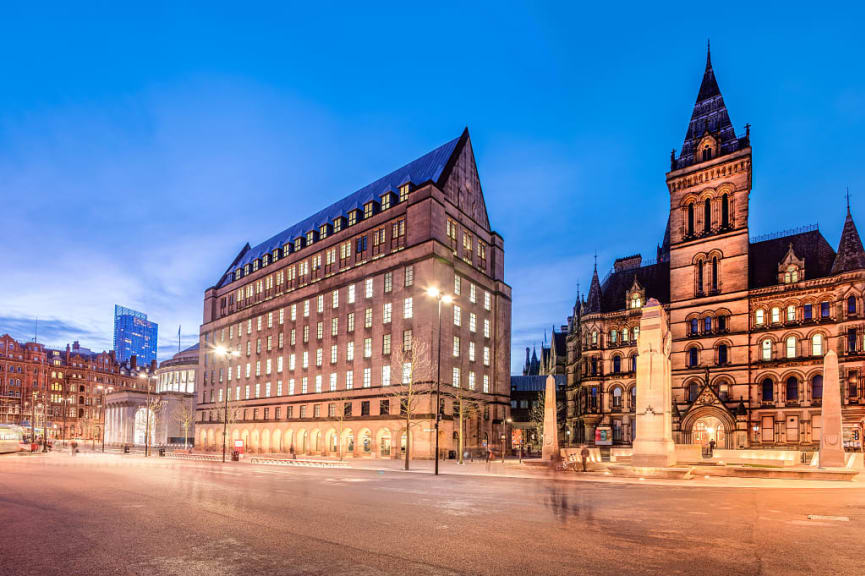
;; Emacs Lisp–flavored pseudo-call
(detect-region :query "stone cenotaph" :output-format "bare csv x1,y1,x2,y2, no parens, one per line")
541,375,560,462
819,350,846,468
631,298,676,468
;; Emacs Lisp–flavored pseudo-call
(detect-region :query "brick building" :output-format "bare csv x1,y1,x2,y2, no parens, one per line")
0,334,155,442
566,48,865,451
196,129,511,459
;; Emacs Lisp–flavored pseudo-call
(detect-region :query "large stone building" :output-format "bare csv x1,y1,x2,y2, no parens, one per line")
196,129,512,459
567,48,865,451
0,334,155,442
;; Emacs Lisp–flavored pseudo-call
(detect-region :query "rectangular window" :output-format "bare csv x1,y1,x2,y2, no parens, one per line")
331,317,339,336
290,329,296,346
328,403,336,418
315,375,322,393
316,348,322,367
382,365,391,387
303,325,309,343
365,307,373,328
454,275,461,295
346,371,354,389
383,333,391,355
405,265,414,287
383,303,392,324
404,297,413,319
300,405,307,418
301,377,308,394
317,295,324,313
469,342,475,362
484,318,490,339
291,304,296,321
347,342,354,361
469,284,477,304
363,368,371,388
365,278,373,298
302,351,309,369
329,373,337,392
403,330,412,352
332,290,339,309
484,291,491,311
267,312,273,328
317,322,323,340
364,338,372,358
265,382,272,398
821,301,830,318
452,367,460,388
266,358,272,375
348,313,355,333
304,300,310,317
483,346,490,366
483,374,489,393
348,285,356,304
289,379,295,395
454,305,461,326
453,336,460,357
402,362,412,384
468,372,476,391
278,356,284,373
804,304,813,320
331,345,338,364
289,353,296,371
384,272,393,293
313,404,321,418
277,381,283,396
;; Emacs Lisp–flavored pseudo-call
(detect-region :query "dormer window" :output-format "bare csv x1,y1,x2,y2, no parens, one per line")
244,264,251,275
784,266,799,284
262,254,270,266
282,243,292,257
381,192,395,211
319,224,330,240
333,216,345,233
306,230,317,245
272,249,280,261
630,295,642,309
702,146,712,161
294,237,304,252
348,210,359,227
252,259,259,272
399,183,410,203
626,277,645,310
778,243,805,285
363,201,377,220
235,269,242,281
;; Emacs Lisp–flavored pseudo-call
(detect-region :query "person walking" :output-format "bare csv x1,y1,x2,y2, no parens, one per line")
708,438,716,457
580,445,590,472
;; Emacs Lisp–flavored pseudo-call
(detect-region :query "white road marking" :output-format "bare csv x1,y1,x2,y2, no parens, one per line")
807,515,849,522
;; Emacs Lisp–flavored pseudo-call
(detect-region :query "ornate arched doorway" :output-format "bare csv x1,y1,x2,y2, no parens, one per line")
681,405,735,449
692,416,726,447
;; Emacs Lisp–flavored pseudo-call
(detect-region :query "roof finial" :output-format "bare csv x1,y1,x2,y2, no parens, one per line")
706,38,712,69
847,186,851,216
593,250,598,271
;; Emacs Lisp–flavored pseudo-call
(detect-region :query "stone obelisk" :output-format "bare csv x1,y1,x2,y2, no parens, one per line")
631,298,676,467
541,375,560,462
820,350,846,468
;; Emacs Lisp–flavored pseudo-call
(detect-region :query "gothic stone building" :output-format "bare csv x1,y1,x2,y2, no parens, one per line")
567,49,865,451
196,129,512,459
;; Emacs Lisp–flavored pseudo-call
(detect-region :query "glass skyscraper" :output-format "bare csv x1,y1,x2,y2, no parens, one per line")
113,305,158,365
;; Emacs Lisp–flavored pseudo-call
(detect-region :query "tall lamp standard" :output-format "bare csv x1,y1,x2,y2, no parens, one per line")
97,385,113,452
214,346,240,463
502,417,512,464
425,287,453,476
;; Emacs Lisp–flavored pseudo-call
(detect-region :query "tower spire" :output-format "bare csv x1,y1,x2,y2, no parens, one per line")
706,38,712,69
832,197,865,274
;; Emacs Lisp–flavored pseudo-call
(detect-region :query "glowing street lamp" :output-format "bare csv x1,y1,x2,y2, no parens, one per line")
214,345,240,462
426,286,453,476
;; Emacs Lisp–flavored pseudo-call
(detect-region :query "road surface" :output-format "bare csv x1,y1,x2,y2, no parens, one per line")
1,453,864,575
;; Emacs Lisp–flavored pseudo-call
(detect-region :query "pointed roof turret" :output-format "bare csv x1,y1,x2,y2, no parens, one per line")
831,204,865,274
673,43,746,170
586,264,602,314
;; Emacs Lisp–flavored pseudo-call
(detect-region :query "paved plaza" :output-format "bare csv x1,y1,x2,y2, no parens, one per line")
2,452,865,575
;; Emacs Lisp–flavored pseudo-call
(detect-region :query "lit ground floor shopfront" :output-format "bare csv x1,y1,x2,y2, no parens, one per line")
195,415,504,460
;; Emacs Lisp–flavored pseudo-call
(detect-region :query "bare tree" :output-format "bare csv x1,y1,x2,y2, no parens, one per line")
145,395,164,454
444,386,485,464
328,389,354,460
388,336,431,471
172,398,195,450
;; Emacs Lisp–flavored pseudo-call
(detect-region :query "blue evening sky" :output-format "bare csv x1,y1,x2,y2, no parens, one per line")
1,3,863,373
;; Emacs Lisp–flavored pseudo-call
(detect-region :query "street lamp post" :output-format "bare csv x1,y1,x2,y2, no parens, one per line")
139,373,155,457
42,396,49,452
214,346,240,463
30,392,37,452
98,385,112,453
502,418,512,464
426,287,453,476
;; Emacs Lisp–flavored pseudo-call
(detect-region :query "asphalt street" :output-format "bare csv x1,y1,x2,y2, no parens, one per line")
1,453,864,576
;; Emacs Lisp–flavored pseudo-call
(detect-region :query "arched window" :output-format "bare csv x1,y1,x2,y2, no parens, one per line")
704,198,711,233
848,295,857,314
812,375,823,400
688,381,699,402
761,339,772,361
761,378,774,401
812,334,823,356
784,266,799,284
688,347,699,367
590,357,598,375
610,330,618,344
704,316,712,333
718,344,728,365
591,331,598,345
771,307,780,323
786,336,797,359
630,387,636,410
697,260,704,294
690,318,699,335
702,146,712,161
631,295,642,309
755,309,765,325
687,204,694,236
721,193,729,228
786,376,799,402
786,305,796,322
712,257,718,292
611,387,623,409
622,328,629,342
630,356,637,372
613,355,621,373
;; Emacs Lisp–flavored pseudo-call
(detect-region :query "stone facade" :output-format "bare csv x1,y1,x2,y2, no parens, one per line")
196,129,512,459
566,48,865,451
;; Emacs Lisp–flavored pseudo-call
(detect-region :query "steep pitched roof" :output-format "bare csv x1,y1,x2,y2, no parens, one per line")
510,375,566,392
585,266,602,314
598,261,670,313
749,229,835,288
831,207,865,274
218,130,468,286
674,45,747,170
